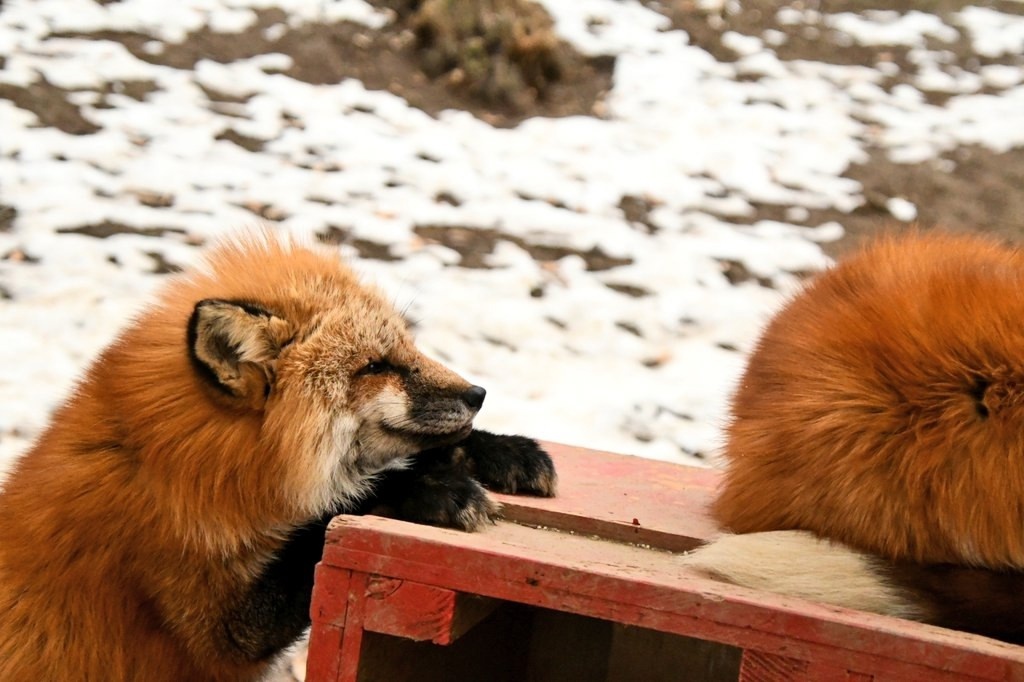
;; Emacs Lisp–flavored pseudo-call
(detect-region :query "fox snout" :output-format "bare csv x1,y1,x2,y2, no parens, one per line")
402,377,485,437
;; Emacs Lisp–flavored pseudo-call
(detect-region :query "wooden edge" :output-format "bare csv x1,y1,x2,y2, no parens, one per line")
360,577,500,645
489,441,722,550
312,566,500,646
321,515,1024,681
307,565,351,682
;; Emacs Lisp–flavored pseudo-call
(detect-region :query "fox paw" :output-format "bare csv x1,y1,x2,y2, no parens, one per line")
460,431,557,497
393,472,500,532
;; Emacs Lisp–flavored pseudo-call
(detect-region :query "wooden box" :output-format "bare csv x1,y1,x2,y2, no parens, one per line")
306,443,1024,681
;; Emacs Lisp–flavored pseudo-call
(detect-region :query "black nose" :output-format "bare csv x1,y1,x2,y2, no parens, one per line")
462,385,486,410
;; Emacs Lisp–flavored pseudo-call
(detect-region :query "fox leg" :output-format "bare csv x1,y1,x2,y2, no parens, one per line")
221,511,336,663
218,434,555,659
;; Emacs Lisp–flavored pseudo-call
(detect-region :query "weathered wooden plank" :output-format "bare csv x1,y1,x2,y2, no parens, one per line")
311,445,1024,681
492,442,720,552
307,565,352,682
359,577,498,645
320,515,1024,681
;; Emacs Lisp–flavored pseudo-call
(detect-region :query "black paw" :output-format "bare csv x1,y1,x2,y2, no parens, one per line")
459,430,557,497
391,471,500,532
362,430,555,532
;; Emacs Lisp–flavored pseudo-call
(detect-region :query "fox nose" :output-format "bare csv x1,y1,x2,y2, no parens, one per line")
462,385,486,410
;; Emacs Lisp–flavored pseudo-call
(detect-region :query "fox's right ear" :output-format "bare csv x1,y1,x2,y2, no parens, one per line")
188,299,293,409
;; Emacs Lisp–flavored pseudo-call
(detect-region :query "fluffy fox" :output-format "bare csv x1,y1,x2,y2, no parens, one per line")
683,231,1024,642
0,234,555,681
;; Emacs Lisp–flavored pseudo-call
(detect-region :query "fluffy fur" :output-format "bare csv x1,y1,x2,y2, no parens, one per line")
683,232,1024,641
0,234,555,680
683,531,927,620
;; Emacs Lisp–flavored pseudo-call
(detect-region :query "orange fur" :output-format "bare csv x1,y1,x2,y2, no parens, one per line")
0,234,477,680
713,231,1024,568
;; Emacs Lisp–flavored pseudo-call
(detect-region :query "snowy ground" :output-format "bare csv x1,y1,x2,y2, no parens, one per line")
3,0,1024,479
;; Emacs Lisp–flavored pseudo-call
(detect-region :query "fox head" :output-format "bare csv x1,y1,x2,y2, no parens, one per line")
100,235,484,543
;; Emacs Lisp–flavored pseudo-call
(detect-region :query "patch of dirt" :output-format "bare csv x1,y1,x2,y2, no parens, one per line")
60,4,612,128
215,128,266,153
129,190,175,208
237,202,287,222
145,251,184,274
0,74,155,134
0,205,16,232
618,195,659,235
639,0,1024,255
57,222,187,239
414,224,632,271
22,1,1024,265
719,259,774,288
0,79,100,135
709,143,1024,258
605,282,653,298
317,226,402,262
93,79,159,107
826,146,1024,257
645,0,1024,71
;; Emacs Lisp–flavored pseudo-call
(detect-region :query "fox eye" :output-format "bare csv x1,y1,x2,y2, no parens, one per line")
360,359,392,376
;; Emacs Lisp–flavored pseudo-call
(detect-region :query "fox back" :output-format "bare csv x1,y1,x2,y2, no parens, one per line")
713,232,1024,569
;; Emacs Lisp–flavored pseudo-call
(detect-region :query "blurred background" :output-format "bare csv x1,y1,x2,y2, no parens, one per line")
2,0,1023,479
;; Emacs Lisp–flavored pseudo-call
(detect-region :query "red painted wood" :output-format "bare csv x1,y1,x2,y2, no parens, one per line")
360,576,458,644
306,622,344,682
308,444,1024,681
336,572,370,682
311,566,492,646
311,564,352,627
306,565,351,682
492,442,720,552
740,650,812,681
740,650,875,681
319,515,1024,681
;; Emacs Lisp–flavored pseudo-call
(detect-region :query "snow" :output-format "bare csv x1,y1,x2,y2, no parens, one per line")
957,6,1024,59
2,0,1024,473
886,197,918,222
825,11,958,48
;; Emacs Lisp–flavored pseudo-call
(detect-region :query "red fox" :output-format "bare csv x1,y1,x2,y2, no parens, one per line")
683,231,1024,642
0,234,555,680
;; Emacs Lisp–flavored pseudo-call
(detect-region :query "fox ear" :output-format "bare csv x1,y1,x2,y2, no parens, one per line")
188,299,293,408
